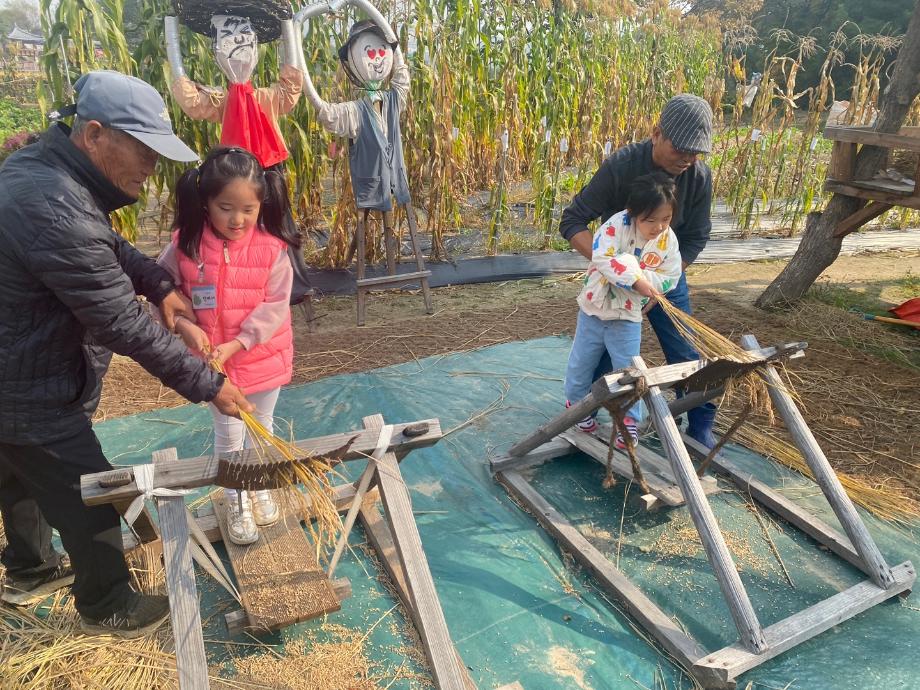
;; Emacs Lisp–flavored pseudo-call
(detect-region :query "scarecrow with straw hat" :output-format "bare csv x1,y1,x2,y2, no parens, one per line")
164,0,317,326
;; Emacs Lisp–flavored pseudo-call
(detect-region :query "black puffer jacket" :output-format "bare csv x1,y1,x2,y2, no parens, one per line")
0,123,223,444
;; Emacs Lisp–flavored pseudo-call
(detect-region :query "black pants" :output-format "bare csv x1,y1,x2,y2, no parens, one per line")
0,424,132,619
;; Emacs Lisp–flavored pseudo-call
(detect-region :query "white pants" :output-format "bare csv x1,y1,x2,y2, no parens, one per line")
210,387,281,503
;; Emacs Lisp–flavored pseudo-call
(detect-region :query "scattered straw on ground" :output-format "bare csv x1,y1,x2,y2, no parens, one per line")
0,546,179,690
644,515,774,578
222,624,379,689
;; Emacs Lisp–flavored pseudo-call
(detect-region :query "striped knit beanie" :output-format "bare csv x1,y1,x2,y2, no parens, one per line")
658,94,713,154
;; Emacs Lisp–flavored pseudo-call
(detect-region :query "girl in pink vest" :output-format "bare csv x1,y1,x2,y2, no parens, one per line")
158,147,297,545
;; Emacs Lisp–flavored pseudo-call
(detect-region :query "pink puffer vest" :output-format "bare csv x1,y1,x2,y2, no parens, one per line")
174,224,293,394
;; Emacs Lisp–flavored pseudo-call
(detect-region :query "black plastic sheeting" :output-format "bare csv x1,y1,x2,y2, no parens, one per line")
307,253,589,296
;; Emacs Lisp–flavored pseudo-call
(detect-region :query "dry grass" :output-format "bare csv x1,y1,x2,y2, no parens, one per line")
719,418,920,529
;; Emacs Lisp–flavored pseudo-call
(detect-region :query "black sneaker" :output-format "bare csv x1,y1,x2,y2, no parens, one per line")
1,561,75,606
80,592,170,638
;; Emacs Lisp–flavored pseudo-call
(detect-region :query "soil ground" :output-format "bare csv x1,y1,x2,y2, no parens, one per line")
99,252,920,496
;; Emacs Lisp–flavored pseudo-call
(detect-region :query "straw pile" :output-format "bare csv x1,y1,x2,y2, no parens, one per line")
0,546,179,689
226,625,379,689
718,418,920,529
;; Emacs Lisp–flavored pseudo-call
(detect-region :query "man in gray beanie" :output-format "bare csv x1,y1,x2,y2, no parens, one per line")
559,93,718,448
0,70,252,636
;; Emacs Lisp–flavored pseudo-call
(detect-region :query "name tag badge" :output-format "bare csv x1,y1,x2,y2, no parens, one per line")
191,285,217,310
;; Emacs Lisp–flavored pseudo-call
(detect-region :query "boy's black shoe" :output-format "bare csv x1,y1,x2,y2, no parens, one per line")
1,560,74,606
80,592,170,638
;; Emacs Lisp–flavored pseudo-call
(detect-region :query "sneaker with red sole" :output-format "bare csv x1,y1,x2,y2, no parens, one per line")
614,416,640,450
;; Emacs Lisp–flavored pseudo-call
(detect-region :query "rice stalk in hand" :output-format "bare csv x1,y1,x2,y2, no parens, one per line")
654,292,780,423
209,358,341,555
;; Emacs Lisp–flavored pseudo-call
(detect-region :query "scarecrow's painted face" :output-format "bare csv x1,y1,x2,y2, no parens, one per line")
347,30,393,89
211,14,258,83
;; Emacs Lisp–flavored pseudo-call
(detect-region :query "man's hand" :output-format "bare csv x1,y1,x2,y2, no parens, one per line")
642,297,659,315
159,289,195,331
208,339,245,368
211,379,254,418
569,230,593,260
175,317,210,353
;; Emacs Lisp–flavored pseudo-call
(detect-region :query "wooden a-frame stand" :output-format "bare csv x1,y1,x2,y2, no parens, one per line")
346,204,434,326
82,416,475,690
491,335,915,689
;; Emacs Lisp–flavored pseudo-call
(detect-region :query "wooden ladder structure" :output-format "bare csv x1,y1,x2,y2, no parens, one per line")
347,205,434,326
824,124,920,236
491,335,915,689
81,417,475,690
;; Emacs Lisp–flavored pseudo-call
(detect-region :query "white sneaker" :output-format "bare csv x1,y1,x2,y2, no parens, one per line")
226,493,258,545
251,490,280,527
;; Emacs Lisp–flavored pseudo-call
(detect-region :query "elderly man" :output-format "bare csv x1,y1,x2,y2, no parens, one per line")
0,71,252,637
559,94,718,447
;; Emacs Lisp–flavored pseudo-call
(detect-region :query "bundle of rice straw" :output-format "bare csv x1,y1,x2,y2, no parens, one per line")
719,419,920,529
655,293,779,423
210,357,341,555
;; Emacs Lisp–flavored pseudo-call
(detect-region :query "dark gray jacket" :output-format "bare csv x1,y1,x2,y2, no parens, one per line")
0,123,222,444
559,139,712,265
349,90,411,211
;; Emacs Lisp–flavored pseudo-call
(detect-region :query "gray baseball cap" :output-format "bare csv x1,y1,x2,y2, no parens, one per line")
59,70,199,162
658,94,713,154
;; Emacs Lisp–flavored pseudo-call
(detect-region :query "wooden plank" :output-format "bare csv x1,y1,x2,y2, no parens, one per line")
693,562,916,685
213,489,340,632
741,335,895,590
824,180,920,210
849,178,915,195
680,433,867,575
82,419,443,507
496,470,731,690
508,388,613,458
833,200,894,237
489,436,575,474
559,429,685,507
358,493,478,690
507,345,804,460
593,344,806,407
364,415,466,690
356,269,432,288
195,482,358,543
636,356,767,654
829,141,856,182
823,125,920,152
153,448,209,690
224,577,353,636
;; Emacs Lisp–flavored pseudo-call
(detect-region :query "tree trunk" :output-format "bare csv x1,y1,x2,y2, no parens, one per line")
756,2,920,310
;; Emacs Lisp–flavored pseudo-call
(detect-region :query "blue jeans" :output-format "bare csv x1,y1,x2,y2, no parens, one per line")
566,311,643,421
590,271,699,381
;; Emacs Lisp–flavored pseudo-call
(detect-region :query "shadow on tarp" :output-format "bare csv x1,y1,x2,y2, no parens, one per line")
95,336,920,689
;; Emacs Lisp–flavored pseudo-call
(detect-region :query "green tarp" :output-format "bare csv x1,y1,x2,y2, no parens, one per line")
95,336,920,689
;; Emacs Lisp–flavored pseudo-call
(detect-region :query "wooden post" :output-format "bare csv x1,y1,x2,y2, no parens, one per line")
828,140,857,182
356,209,369,326
405,204,434,315
363,415,466,690
382,209,398,276
740,335,896,589
153,448,209,690
634,356,768,654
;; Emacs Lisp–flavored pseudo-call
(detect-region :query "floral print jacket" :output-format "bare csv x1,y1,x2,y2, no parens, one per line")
577,210,682,323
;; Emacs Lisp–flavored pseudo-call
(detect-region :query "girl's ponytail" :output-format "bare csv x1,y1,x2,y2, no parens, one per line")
173,167,207,261
260,169,301,249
